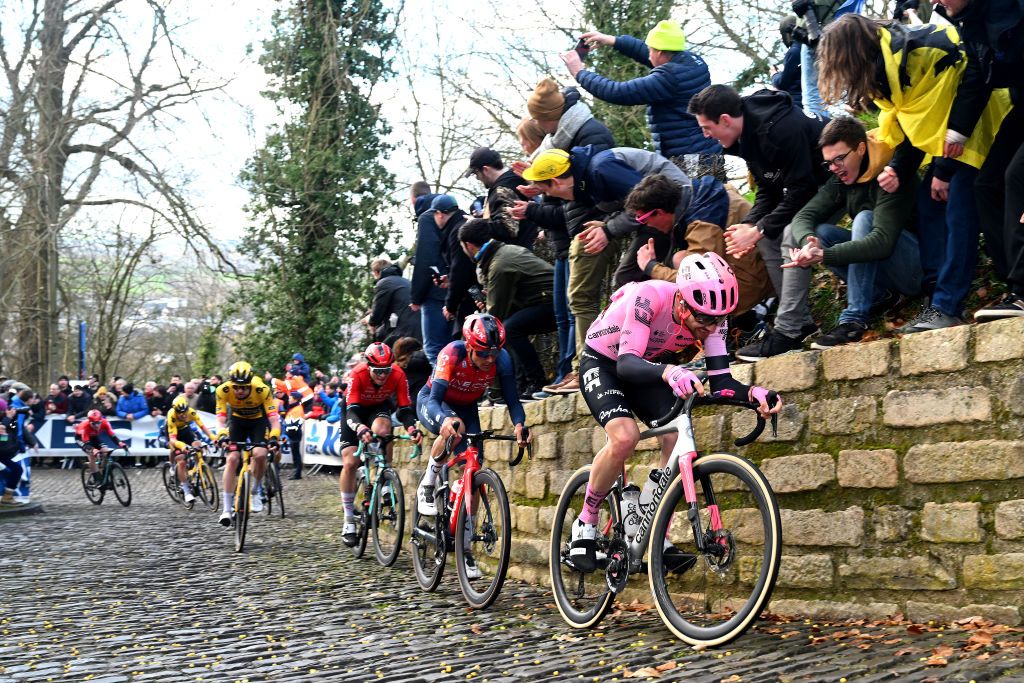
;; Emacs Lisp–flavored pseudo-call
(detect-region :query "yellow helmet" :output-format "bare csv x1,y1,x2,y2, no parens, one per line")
172,395,189,413
228,361,254,385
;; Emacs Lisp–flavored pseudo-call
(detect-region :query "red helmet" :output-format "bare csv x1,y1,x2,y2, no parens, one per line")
364,342,394,368
462,313,505,352
87,409,102,424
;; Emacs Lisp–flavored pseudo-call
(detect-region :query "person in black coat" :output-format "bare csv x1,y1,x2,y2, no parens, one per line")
431,196,478,335
688,85,829,300
771,16,803,109
935,0,1024,321
408,182,450,364
366,260,422,347
393,337,431,399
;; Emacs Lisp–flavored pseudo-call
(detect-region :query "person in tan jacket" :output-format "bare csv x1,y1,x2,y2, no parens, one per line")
632,177,775,316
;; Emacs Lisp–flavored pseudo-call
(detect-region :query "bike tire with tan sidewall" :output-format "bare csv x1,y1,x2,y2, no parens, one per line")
648,452,781,649
549,465,619,629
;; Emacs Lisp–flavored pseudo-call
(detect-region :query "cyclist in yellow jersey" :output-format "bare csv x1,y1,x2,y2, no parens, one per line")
215,361,281,525
167,395,217,505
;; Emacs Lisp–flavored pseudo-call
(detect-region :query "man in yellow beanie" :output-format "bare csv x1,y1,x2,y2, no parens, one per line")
560,20,722,180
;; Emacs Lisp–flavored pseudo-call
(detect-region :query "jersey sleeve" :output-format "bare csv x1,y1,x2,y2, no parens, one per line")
259,386,278,418
215,386,229,417
190,409,208,432
344,371,364,407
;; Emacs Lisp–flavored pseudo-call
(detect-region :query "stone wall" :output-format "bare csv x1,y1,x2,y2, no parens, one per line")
392,317,1024,625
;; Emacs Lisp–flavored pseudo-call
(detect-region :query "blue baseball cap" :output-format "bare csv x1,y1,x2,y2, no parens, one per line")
430,195,459,213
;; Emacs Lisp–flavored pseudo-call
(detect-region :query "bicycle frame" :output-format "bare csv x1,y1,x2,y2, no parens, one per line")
354,434,418,512
439,445,482,539
615,393,775,573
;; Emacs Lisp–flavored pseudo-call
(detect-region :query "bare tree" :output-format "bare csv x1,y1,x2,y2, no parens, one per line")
0,0,228,388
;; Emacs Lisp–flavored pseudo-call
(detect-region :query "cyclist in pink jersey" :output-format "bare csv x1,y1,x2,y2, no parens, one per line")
570,251,784,572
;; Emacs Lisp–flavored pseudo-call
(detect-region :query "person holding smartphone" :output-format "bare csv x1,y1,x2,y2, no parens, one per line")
560,20,722,180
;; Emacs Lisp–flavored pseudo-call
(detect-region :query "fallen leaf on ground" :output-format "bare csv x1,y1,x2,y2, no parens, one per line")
623,666,662,678
655,661,677,672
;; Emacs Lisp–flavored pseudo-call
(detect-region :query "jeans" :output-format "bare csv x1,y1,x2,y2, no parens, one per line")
503,302,558,388
800,45,826,118
419,299,450,366
553,257,575,382
815,210,923,325
916,164,980,317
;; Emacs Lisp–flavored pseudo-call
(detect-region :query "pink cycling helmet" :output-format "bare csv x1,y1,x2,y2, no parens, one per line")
675,252,738,316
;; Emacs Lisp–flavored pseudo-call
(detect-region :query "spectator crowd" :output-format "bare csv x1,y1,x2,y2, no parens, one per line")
386,1,1023,401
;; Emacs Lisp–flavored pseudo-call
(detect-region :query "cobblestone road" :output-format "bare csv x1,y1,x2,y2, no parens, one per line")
2,469,1022,683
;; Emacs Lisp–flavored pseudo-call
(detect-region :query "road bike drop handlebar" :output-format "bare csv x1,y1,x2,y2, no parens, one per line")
646,390,780,447
355,432,423,460
442,421,533,466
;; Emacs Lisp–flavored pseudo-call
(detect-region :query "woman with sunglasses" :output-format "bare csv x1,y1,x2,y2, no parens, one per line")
568,252,783,572
339,342,422,547
415,314,531,519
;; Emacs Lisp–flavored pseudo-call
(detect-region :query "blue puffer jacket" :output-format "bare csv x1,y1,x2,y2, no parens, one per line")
116,391,149,419
575,35,720,159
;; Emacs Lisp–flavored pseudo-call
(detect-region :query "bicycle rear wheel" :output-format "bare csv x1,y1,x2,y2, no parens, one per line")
80,466,104,505
161,462,183,504
234,471,251,553
372,468,405,567
197,463,219,511
411,496,446,591
109,463,132,507
455,468,511,610
263,466,284,517
649,452,781,648
549,466,619,629
350,471,369,558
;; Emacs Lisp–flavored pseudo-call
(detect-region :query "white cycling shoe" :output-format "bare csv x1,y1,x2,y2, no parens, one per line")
416,482,437,516
218,510,233,527
251,493,264,513
569,518,598,572
463,554,482,580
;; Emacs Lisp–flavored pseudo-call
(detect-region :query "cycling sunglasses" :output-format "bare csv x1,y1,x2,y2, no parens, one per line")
370,366,392,376
634,208,659,225
472,348,498,358
690,310,726,327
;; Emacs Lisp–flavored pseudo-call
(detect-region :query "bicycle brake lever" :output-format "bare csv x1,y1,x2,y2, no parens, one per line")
770,413,779,438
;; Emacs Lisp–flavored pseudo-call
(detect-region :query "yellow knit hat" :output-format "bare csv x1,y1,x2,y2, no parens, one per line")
645,20,686,52
521,149,572,182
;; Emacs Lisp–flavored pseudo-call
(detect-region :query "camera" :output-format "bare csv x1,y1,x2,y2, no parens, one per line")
468,285,486,306
573,37,591,61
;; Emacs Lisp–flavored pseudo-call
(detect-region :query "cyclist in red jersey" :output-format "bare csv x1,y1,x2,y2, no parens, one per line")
569,251,784,572
340,342,423,547
75,410,127,484
414,313,531,578
414,315,530,510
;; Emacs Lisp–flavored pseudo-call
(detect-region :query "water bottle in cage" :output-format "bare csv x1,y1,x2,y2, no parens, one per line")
620,484,641,540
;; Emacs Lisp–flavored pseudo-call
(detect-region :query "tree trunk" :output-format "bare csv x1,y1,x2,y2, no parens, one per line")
13,0,69,389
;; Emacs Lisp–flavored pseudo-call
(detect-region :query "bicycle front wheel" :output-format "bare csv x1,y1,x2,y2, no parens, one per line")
234,471,251,553
455,468,511,610
649,452,781,649
271,465,285,518
350,472,369,558
549,466,619,629
197,462,219,511
81,466,104,505
109,463,132,507
372,468,405,567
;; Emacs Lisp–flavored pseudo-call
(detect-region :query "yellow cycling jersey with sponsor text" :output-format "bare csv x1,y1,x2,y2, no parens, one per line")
215,378,278,421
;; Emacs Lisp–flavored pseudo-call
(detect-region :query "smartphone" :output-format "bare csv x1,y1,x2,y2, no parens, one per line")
574,38,590,60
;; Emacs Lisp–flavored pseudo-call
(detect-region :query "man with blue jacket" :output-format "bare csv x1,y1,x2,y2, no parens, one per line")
562,20,721,179
407,181,449,364
116,383,149,420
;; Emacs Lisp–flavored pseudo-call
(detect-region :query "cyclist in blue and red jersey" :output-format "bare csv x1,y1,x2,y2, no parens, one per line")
339,342,423,547
569,251,784,572
414,314,531,521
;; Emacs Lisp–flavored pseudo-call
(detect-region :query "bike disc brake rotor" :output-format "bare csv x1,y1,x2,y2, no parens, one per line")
703,529,736,574
604,537,631,594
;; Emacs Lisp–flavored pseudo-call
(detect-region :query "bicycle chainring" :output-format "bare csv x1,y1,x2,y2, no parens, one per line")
604,536,631,594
